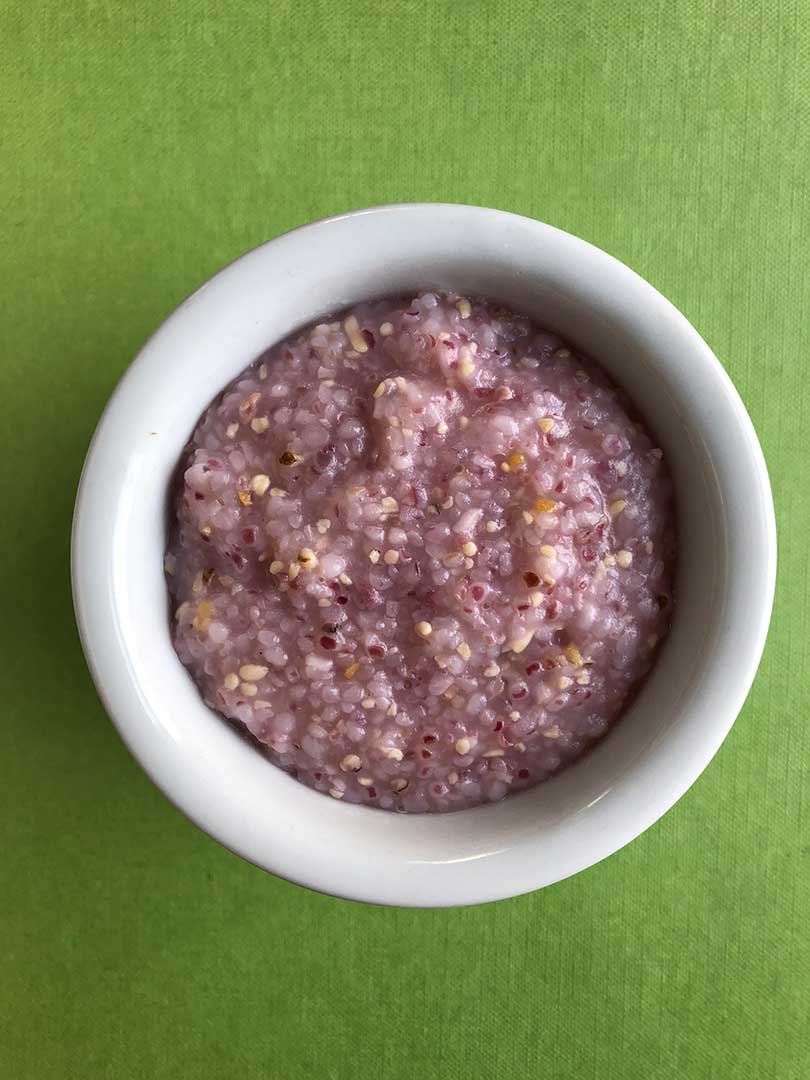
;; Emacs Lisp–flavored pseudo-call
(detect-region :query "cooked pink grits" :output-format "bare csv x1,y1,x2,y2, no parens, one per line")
166,292,675,813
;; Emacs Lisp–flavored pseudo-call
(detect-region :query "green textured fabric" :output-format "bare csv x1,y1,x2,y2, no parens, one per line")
2,2,808,1077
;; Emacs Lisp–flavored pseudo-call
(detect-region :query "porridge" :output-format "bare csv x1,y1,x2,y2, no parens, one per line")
166,293,675,812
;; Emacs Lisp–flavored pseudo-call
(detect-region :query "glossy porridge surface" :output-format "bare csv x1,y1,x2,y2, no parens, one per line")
166,292,675,812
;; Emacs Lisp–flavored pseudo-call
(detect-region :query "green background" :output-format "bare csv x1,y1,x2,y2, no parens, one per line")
2,2,808,1077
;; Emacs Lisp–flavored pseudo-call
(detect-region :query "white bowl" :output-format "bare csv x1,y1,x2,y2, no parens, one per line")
72,204,776,907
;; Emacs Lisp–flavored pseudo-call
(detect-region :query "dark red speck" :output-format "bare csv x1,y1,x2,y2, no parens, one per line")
313,445,335,473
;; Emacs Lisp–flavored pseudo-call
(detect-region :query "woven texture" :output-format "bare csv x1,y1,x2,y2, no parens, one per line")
2,2,808,1077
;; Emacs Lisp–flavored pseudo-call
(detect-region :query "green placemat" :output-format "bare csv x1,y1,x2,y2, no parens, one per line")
2,2,808,1078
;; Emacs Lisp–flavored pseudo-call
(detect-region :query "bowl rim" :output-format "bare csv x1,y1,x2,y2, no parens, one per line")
72,203,777,906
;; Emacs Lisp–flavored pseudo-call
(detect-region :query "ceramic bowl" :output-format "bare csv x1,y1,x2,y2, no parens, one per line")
72,204,776,906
